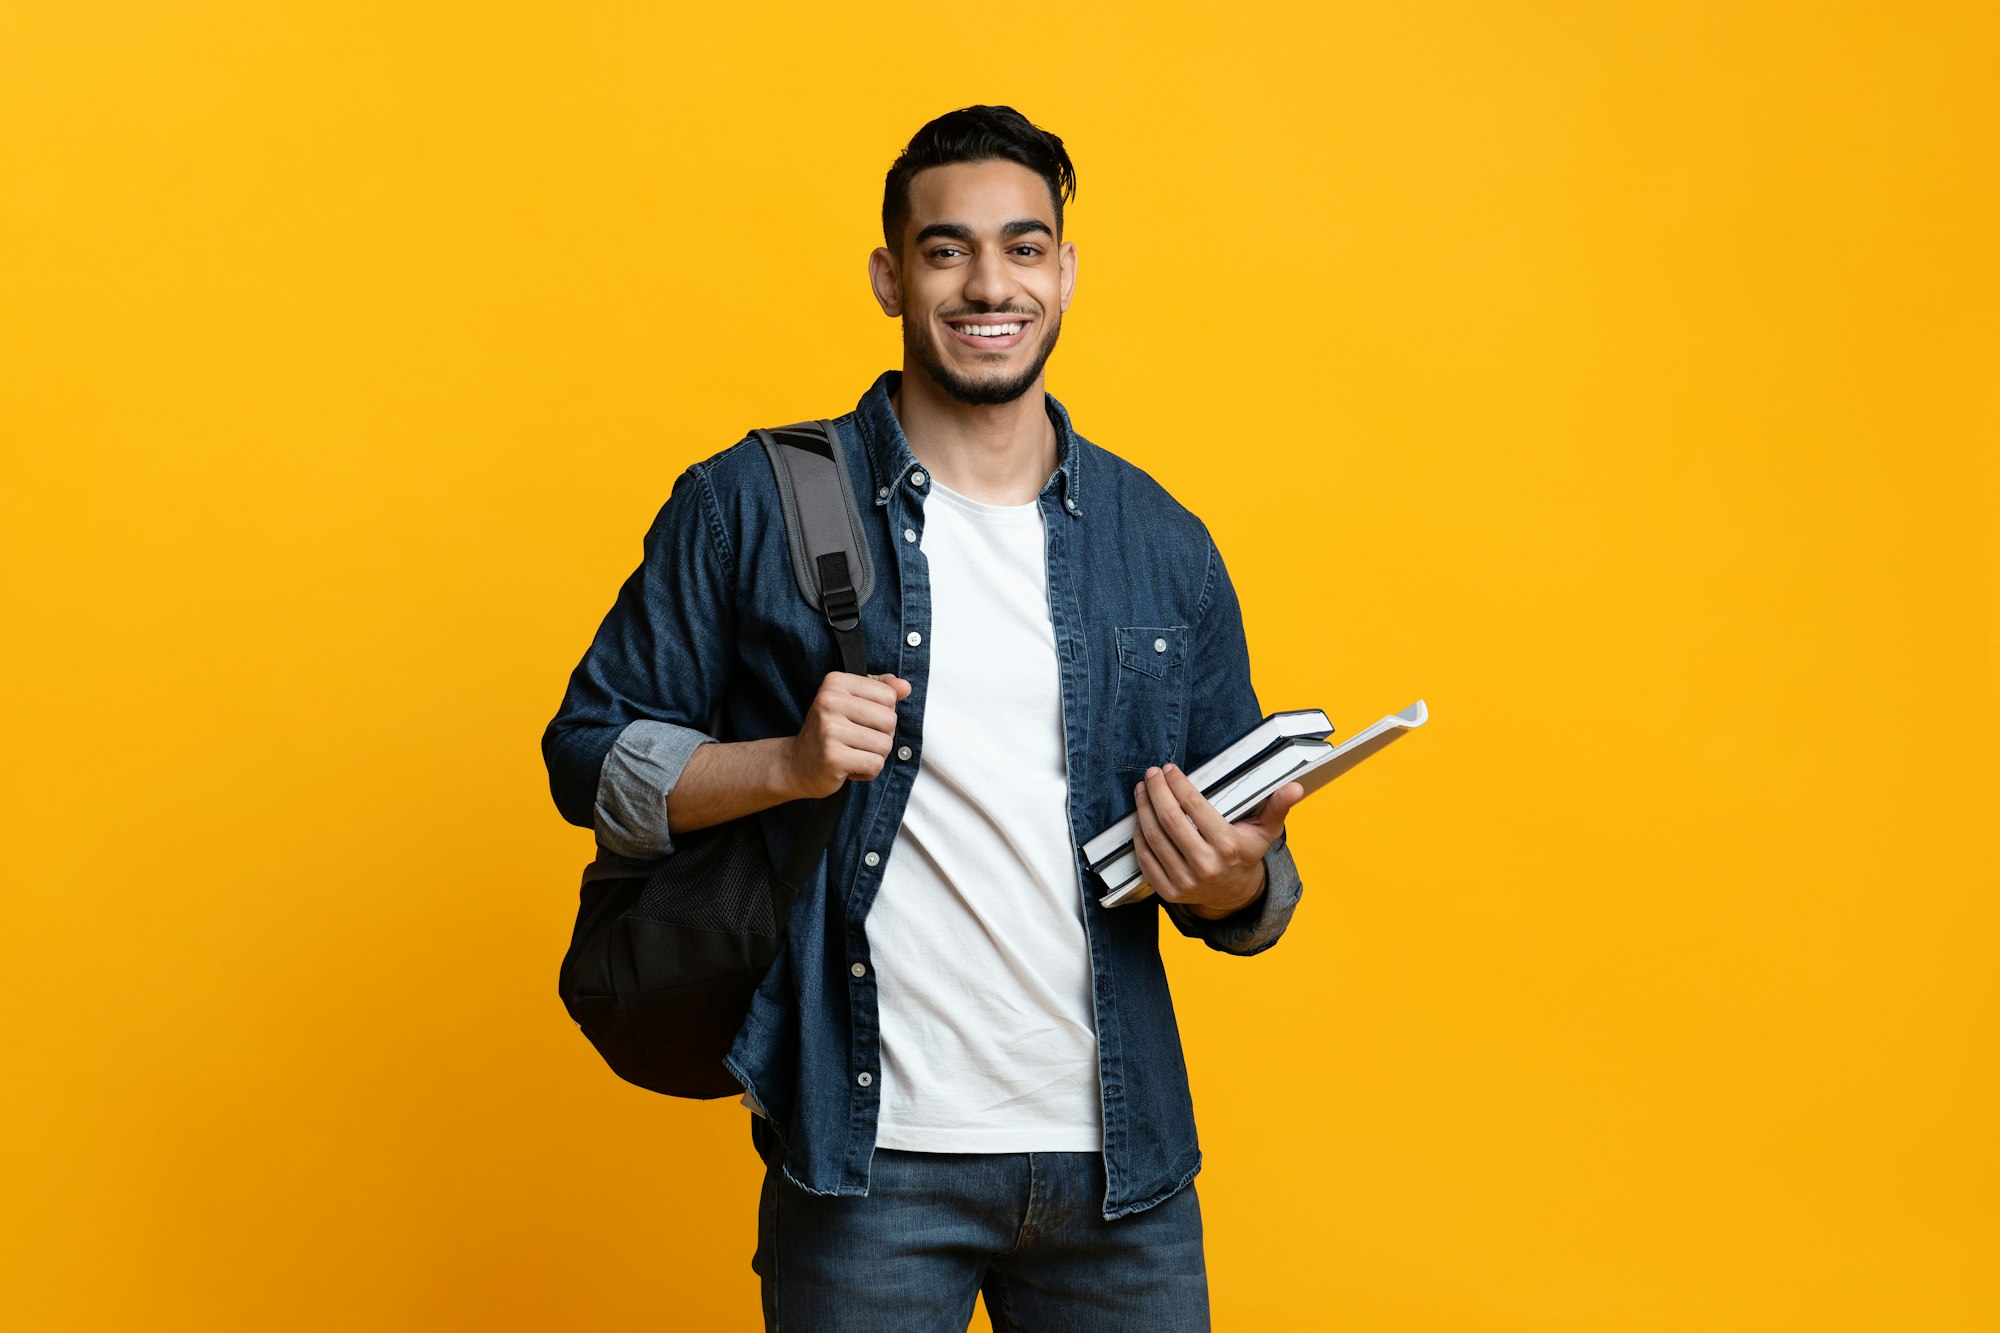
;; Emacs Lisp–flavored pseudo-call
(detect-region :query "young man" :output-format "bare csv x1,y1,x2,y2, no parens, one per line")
542,105,1307,1331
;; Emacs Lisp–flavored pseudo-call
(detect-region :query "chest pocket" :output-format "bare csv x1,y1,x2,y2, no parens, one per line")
1110,624,1189,774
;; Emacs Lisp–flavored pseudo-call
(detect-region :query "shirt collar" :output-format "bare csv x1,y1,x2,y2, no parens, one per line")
853,369,1085,518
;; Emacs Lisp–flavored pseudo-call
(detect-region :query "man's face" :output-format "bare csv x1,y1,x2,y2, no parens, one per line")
870,159,1078,406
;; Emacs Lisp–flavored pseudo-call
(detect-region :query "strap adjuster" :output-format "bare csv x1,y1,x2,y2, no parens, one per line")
816,551,861,633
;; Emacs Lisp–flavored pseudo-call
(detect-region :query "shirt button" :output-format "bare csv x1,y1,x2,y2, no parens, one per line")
910,469,927,487
897,745,912,761
903,527,916,543
857,1071,873,1087
851,962,867,978
1154,637,1167,653
864,851,880,867
877,485,890,499
906,631,922,647
1065,496,1077,511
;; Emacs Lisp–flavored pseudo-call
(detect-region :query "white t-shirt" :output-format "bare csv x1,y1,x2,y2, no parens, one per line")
863,476,1102,1152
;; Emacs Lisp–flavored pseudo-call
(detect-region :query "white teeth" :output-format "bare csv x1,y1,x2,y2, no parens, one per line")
957,323,1023,337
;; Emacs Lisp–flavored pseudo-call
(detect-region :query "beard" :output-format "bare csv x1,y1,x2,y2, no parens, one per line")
904,308,1063,406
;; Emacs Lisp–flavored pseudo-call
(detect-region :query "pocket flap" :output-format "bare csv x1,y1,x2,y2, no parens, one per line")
1115,625,1186,679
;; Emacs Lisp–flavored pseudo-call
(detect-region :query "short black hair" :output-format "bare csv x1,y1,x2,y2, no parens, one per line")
881,105,1077,255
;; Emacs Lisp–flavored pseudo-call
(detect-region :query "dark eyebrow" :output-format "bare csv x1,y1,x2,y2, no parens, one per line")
912,218,1055,246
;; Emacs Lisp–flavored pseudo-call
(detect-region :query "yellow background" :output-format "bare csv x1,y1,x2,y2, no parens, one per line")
4,2,1995,1329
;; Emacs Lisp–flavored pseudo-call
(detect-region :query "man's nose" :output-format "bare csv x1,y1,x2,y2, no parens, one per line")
961,247,1016,308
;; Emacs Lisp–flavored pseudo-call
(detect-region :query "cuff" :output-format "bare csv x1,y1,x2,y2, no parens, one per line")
592,719,717,859
1164,829,1304,956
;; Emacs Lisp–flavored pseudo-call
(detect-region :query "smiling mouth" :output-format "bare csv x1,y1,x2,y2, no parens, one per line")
944,318,1032,351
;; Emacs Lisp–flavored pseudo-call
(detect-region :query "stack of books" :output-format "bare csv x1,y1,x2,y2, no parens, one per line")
1084,700,1430,907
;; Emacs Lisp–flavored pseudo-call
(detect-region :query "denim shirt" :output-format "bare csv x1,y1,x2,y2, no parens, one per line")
541,369,1304,1220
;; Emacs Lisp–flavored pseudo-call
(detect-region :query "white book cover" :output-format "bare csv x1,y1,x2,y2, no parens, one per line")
1097,700,1430,908
1081,708,1333,868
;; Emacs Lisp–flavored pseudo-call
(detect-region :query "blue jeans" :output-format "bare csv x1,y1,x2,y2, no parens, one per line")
750,1114,1211,1331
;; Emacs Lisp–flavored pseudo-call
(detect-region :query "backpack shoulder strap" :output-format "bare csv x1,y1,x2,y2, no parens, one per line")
755,420,873,677
752,418,872,890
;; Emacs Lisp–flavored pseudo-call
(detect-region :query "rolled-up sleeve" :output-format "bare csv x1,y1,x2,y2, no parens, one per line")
1162,827,1304,955
541,460,738,857
593,719,718,859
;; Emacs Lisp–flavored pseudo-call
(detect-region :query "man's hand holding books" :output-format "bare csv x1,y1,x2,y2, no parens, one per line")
1130,764,1307,921
1088,702,1428,909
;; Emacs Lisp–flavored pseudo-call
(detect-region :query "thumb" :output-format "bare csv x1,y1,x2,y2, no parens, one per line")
873,671,912,699
1249,781,1306,840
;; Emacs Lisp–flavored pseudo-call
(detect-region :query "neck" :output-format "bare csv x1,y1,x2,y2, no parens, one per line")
890,364,1059,507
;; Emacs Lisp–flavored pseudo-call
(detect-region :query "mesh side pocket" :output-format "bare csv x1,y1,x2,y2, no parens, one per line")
629,817,779,937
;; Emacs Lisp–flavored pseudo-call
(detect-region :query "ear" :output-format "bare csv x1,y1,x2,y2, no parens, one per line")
868,246,902,318
1058,239,1078,314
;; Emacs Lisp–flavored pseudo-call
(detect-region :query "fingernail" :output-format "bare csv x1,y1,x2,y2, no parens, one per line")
1146,766,1161,778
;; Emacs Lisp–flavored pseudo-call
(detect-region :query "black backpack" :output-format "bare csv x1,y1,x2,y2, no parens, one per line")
556,419,874,1098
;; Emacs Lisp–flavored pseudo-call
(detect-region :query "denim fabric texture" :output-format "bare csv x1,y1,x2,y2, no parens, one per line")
749,1112,1210,1331
541,369,1304,1219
